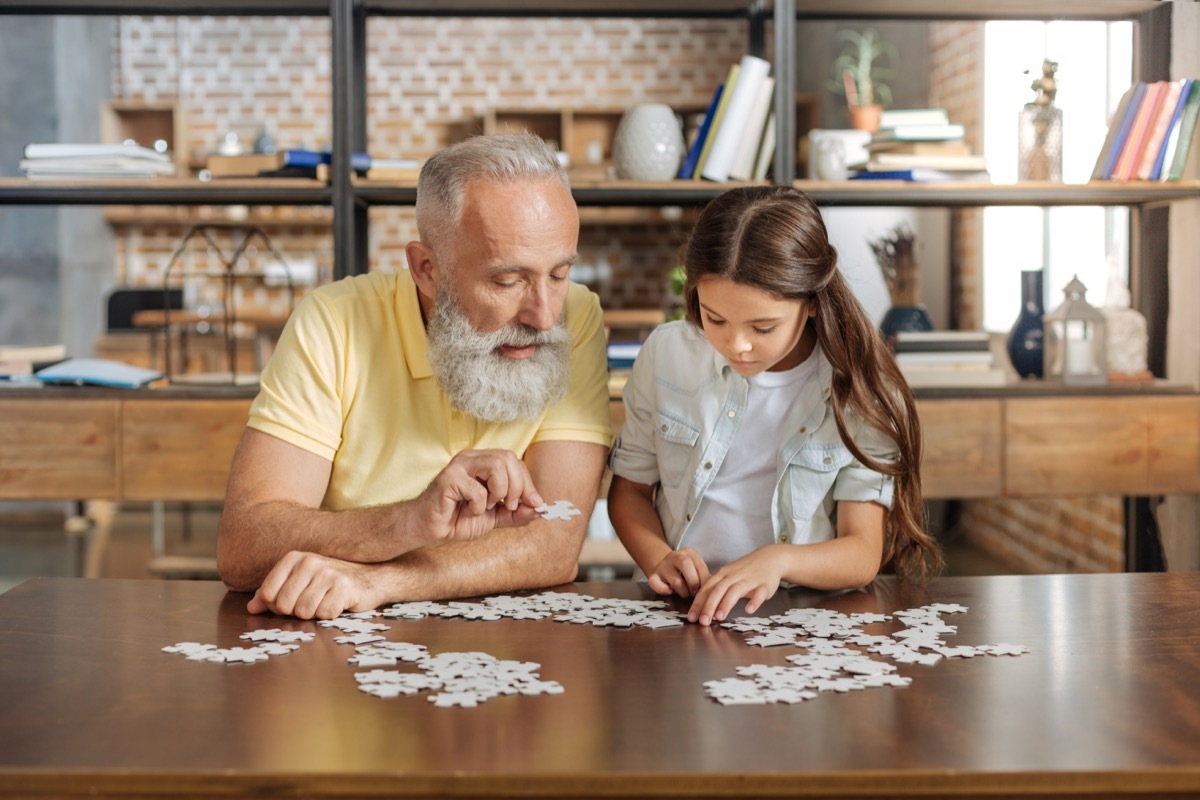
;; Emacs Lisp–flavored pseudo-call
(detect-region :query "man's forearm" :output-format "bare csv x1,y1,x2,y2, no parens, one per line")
371,520,585,602
217,499,421,592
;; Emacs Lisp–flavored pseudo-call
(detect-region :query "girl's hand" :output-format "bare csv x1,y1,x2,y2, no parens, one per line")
647,547,711,598
688,546,786,626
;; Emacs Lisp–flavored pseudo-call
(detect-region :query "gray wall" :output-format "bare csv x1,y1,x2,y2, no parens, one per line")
0,16,114,355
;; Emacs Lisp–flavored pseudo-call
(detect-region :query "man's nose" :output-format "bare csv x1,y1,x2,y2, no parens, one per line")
518,281,558,331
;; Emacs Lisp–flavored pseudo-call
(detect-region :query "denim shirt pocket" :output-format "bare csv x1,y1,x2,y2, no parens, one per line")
653,410,700,488
785,444,854,536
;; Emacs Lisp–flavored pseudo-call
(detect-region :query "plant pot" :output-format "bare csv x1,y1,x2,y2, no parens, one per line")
849,104,883,132
880,305,933,338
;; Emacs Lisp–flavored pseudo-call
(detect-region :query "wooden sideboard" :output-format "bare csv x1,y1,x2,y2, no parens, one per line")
3,382,1197,502
2,382,1197,573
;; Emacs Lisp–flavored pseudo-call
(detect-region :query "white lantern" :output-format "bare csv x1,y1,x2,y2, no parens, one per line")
1043,275,1107,386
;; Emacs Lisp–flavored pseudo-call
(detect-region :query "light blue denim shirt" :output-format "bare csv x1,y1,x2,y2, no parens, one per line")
609,320,897,551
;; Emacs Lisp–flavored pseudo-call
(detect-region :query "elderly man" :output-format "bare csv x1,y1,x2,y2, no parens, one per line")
216,132,611,620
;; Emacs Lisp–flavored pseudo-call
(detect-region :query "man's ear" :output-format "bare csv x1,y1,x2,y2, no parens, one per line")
406,241,439,299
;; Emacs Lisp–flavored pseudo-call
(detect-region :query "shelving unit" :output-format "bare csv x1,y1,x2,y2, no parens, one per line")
2,0,1193,277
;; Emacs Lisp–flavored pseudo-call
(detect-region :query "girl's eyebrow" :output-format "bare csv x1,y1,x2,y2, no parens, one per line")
698,301,785,325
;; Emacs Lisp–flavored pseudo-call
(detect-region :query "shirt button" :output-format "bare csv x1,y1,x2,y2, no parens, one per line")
799,426,807,434
728,410,736,418
452,410,463,421
704,461,713,469
780,534,789,543
823,456,832,465
686,513,692,522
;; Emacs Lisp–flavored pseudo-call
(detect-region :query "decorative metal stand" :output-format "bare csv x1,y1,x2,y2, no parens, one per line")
160,225,295,384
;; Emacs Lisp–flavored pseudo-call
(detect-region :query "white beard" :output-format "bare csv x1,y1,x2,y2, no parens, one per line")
426,287,573,423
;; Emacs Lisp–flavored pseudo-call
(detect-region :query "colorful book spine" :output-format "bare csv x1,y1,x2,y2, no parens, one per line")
1113,81,1165,181
1166,80,1200,181
701,54,772,182
1145,79,1190,181
1100,81,1147,180
678,83,723,180
694,63,740,180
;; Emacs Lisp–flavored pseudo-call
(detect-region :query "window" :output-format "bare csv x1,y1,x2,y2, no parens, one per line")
981,21,1132,332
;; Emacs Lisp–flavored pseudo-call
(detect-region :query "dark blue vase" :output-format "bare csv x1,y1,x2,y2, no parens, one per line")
880,305,933,339
1007,269,1045,378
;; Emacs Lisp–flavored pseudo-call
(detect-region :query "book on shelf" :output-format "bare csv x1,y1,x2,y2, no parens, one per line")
23,142,170,162
853,152,988,172
727,75,776,181
606,341,642,369
35,358,162,389
700,54,772,182
1166,79,1200,180
878,108,950,129
891,330,990,353
869,123,966,144
1092,78,1200,181
0,343,67,363
1136,79,1185,180
894,350,994,367
207,150,420,178
1151,78,1194,180
752,109,777,181
849,167,990,183
899,365,1008,389
866,139,971,156
679,83,724,179
694,63,740,180
20,141,176,179
1113,81,1167,181
1091,82,1144,180
0,343,66,380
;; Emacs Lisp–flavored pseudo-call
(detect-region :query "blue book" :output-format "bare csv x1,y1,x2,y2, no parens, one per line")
1101,81,1147,180
1150,79,1193,181
282,150,375,173
679,84,724,180
849,167,990,182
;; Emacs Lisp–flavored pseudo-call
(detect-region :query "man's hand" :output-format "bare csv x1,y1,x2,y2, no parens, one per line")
416,449,545,543
687,545,787,626
647,547,711,598
247,551,383,620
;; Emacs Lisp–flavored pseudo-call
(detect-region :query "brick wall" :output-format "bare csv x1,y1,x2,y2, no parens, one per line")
110,15,744,312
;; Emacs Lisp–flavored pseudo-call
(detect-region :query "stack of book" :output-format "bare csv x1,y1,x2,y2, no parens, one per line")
206,150,421,181
0,343,66,381
850,109,989,182
1091,78,1200,182
679,54,777,182
891,331,1007,388
19,143,175,179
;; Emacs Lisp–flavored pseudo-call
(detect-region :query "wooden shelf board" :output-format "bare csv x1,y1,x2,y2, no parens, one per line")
0,1,329,14
0,177,331,205
363,0,1162,20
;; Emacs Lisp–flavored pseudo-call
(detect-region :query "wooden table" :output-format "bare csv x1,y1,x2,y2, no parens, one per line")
2,574,1199,799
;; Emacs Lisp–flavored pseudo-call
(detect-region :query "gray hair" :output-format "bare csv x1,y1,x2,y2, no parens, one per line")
415,132,570,257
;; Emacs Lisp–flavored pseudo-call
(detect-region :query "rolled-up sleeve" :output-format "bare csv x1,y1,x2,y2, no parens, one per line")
831,417,898,509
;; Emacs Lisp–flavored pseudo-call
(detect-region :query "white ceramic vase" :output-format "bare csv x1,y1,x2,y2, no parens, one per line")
612,103,684,181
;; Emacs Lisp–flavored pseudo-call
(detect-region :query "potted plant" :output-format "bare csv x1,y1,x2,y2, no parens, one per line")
828,28,898,131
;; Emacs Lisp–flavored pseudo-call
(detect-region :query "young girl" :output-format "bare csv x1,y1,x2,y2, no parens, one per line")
608,185,940,626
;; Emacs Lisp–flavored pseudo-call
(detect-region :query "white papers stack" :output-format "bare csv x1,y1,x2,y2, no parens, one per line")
20,143,176,179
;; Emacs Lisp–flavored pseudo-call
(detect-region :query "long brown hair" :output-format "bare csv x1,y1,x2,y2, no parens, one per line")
682,184,941,580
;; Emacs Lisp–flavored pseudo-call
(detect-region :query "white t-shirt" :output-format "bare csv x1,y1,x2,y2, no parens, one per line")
682,351,819,569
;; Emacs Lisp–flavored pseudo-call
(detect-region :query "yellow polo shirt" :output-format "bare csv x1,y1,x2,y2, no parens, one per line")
248,270,611,510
